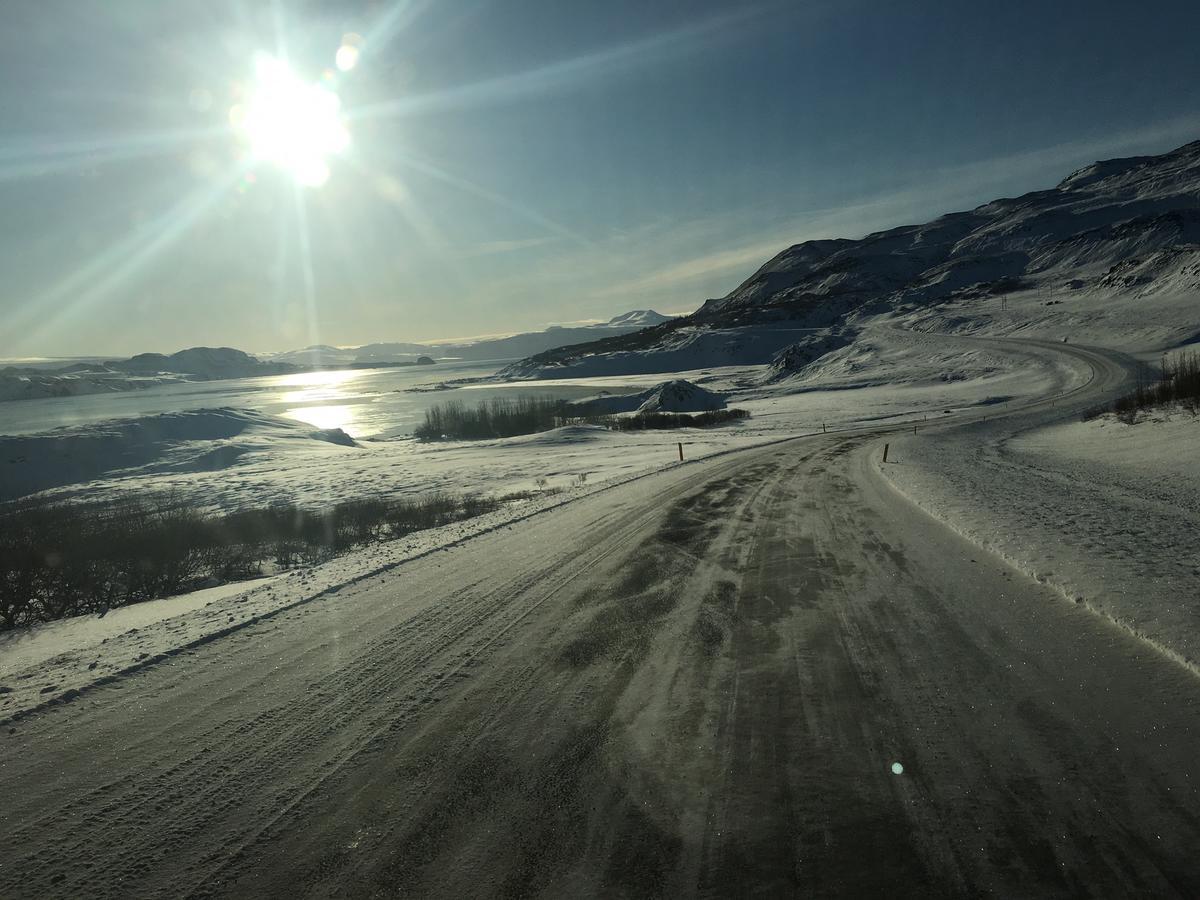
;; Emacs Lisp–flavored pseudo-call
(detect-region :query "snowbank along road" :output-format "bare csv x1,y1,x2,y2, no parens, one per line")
3,336,1200,898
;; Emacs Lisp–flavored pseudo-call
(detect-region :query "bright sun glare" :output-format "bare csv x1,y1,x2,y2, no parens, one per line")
231,55,350,187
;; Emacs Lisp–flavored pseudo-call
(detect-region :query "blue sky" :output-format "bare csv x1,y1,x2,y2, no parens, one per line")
2,0,1199,356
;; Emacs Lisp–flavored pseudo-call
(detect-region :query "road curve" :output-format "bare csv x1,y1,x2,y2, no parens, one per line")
2,341,1198,897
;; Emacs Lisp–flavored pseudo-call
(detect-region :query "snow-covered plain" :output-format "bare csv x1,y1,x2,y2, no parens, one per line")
2,325,1075,512
5,139,1200,729
0,323,1121,723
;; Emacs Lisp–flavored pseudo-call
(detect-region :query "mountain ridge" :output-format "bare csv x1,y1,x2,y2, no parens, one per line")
0,310,678,402
501,139,1200,379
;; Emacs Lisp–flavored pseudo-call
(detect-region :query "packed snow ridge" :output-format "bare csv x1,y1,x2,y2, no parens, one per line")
505,139,1200,379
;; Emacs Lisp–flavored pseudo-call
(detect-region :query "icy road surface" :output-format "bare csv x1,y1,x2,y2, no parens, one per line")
3,343,1200,898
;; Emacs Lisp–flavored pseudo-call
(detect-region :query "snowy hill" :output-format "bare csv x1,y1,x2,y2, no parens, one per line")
0,348,297,403
114,347,294,379
505,140,1200,378
0,408,357,502
636,379,726,413
761,331,857,383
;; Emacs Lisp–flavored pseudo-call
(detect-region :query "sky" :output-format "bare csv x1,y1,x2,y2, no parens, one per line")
2,0,1200,358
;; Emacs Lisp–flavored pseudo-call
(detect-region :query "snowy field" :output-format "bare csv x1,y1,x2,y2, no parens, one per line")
4,295,1199,722
1,321,1083,511
0,318,1124,715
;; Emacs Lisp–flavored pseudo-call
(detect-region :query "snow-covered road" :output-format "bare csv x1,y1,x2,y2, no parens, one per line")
4,337,1200,897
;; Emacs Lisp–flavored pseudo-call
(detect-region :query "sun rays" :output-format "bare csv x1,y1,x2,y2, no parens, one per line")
0,0,755,356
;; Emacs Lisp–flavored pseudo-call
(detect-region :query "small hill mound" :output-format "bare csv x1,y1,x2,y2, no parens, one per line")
636,380,726,413
565,379,727,416
113,347,294,379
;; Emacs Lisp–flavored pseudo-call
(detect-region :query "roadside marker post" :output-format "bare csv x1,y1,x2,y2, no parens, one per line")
883,443,889,463
678,442,684,462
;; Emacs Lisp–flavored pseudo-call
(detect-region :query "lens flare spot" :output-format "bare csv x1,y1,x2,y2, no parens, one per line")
337,32,364,73
336,44,360,72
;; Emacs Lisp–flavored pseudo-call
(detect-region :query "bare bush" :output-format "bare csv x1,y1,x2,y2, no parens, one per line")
1084,349,1200,422
613,408,750,430
414,396,750,440
414,396,570,440
0,490,509,630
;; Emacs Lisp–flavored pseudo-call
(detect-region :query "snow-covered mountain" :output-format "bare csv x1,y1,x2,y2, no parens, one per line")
705,140,1200,321
268,309,678,367
603,309,674,328
503,140,1200,379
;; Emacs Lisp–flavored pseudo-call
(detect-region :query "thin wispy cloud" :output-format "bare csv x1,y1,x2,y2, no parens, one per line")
3,0,1199,355
594,240,785,297
352,4,772,121
492,112,1200,325
467,236,558,257
393,151,592,247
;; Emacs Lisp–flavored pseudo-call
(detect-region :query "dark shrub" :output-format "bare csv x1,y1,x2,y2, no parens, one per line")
0,490,518,630
1084,349,1200,422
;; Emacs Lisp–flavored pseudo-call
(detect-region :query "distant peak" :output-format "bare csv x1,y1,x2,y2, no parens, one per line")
605,309,673,327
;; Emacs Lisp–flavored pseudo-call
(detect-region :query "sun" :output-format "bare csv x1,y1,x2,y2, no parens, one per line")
231,55,350,187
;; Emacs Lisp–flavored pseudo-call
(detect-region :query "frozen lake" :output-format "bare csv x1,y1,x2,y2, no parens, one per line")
0,360,626,439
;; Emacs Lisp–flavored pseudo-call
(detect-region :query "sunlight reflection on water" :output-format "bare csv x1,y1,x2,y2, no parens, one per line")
276,368,364,403
274,370,367,434
281,404,358,432
2,360,614,440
